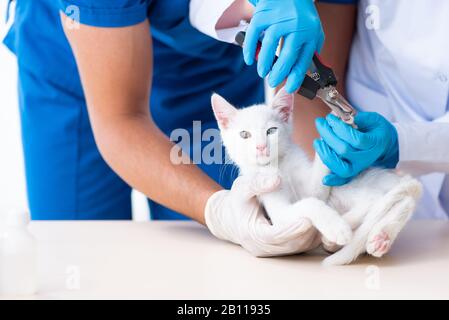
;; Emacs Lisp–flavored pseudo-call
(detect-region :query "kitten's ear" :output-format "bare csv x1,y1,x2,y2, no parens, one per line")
211,93,237,129
272,87,294,122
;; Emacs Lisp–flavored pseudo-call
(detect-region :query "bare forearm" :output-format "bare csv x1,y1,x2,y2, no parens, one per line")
293,3,357,158
94,112,220,224
61,16,221,223
216,0,254,29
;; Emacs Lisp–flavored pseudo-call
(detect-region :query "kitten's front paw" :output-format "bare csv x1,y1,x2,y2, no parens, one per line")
366,231,391,258
251,172,281,194
318,217,353,246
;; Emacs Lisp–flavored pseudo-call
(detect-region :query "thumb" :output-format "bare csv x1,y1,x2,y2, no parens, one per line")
354,112,380,129
231,174,281,201
255,214,315,244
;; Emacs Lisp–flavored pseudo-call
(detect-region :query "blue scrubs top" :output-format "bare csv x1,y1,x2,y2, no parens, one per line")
3,0,355,220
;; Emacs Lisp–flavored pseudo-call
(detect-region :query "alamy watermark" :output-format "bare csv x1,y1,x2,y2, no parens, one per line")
168,121,280,168
65,265,81,290
64,5,80,30
365,4,381,31
170,121,224,165
364,265,381,290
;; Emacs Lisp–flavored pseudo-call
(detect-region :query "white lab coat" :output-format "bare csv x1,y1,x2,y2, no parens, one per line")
347,0,449,219
190,0,449,219
190,0,246,43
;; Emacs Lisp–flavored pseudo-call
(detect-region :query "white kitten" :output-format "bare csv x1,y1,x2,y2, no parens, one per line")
211,88,422,265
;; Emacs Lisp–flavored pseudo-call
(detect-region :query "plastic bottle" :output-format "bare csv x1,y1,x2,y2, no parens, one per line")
0,210,37,296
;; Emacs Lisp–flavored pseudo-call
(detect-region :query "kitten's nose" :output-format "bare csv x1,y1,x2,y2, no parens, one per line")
256,144,267,152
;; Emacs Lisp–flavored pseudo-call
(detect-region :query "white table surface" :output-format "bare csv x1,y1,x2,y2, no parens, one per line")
3,221,449,300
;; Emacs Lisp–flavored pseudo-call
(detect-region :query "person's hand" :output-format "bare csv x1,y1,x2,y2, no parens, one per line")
205,174,318,257
244,0,324,93
314,112,399,186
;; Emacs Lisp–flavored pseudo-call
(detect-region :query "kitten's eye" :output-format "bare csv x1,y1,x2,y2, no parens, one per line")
240,131,251,139
267,127,278,135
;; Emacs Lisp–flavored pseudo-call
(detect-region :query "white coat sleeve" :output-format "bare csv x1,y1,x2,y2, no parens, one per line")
189,0,248,43
394,115,449,175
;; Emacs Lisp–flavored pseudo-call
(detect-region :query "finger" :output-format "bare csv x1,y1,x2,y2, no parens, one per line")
273,218,314,243
354,112,379,130
257,26,282,78
323,173,351,187
267,33,303,89
326,114,372,149
284,42,316,93
243,14,266,66
315,117,356,159
257,217,315,245
313,139,355,178
320,116,379,171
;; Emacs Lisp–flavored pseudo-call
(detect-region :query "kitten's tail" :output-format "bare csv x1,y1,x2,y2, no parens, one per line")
323,175,422,266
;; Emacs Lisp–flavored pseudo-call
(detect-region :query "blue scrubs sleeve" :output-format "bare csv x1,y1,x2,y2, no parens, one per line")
58,0,151,27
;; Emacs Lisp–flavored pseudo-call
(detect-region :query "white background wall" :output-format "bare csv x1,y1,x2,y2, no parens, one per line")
0,3,149,220
0,3,27,215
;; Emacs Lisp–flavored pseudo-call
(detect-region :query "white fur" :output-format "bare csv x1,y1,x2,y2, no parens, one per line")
211,88,423,265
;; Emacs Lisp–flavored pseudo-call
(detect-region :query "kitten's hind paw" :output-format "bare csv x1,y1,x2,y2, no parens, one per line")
366,231,392,258
322,236,341,253
318,218,353,246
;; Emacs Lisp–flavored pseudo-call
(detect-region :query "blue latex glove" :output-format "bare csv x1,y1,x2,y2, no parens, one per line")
314,112,399,186
244,0,324,93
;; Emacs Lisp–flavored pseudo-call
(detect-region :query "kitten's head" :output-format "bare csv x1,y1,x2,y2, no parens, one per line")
211,87,294,169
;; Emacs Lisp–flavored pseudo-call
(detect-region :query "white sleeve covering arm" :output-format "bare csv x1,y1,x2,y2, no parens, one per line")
394,115,449,175
189,0,248,43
